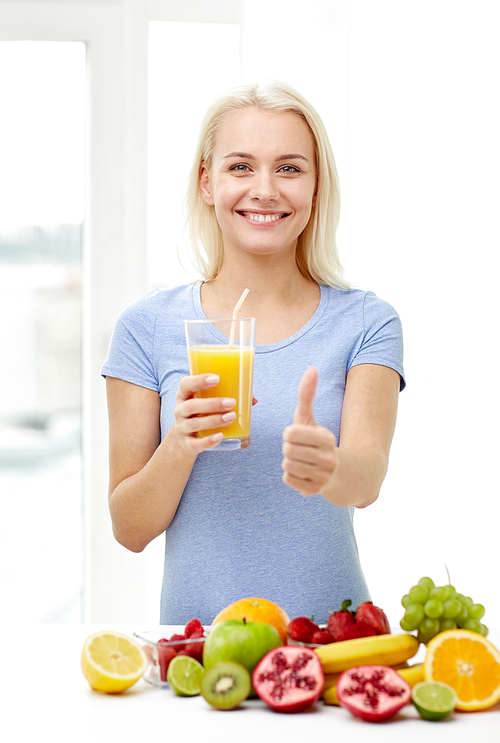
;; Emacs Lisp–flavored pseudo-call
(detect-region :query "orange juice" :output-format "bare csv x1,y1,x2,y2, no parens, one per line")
188,345,254,440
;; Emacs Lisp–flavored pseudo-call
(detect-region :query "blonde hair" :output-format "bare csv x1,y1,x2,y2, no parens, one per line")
183,80,349,289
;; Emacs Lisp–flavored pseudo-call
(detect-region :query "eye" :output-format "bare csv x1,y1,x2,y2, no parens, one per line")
279,165,300,174
229,163,251,172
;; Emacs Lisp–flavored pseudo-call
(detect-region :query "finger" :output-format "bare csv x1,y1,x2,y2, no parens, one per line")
177,373,220,402
293,367,318,426
181,396,236,419
183,410,237,436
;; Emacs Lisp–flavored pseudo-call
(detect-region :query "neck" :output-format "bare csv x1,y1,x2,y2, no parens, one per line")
204,249,315,315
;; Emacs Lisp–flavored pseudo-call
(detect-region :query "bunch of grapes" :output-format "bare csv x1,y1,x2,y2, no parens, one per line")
400,576,488,644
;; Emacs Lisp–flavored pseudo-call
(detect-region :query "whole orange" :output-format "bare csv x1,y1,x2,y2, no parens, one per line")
211,597,290,644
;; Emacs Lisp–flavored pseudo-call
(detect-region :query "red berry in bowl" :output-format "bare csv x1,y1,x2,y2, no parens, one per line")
167,633,186,652
337,665,411,722
287,616,319,644
252,646,324,713
158,645,177,681
184,618,204,638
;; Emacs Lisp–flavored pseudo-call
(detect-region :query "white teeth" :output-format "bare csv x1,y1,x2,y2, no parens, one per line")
243,212,283,223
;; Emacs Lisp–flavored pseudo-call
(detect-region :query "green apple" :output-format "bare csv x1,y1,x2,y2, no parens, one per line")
203,619,283,696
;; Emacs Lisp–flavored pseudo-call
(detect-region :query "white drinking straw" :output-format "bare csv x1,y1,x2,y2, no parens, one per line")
229,288,249,347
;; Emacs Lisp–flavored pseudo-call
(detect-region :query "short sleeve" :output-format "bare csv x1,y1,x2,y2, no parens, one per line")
101,290,160,391
348,292,405,391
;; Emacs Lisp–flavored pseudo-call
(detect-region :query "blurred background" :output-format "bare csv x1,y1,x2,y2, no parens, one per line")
1,0,498,629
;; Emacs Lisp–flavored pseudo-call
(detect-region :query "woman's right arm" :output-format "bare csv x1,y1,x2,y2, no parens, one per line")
106,374,236,552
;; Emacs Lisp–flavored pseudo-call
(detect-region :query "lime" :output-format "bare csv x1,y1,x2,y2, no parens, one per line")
167,655,204,696
412,681,458,721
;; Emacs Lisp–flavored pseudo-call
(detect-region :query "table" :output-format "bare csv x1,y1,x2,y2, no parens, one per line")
2,625,499,743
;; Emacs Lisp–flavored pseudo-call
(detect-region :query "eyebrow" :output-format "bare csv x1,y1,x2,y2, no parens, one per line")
223,152,309,162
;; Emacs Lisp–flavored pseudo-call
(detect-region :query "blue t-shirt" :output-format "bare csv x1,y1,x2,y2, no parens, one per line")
102,282,405,624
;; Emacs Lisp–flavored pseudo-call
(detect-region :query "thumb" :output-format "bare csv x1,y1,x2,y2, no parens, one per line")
293,367,318,426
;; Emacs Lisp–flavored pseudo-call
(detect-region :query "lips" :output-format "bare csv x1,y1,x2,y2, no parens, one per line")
238,211,290,223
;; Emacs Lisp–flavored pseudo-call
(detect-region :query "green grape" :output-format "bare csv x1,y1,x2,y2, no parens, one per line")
462,596,473,608
400,616,415,632
439,618,457,631
463,619,482,634
401,593,412,609
424,599,444,619
456,604,470,627
441,585,456,601
443,599,462,619
455,593,466,604
429,586,447,602
479,623,489,637
403,603,425,630
468,603,485,620
409,585,429,603
417,576,435,591
419,617,441,641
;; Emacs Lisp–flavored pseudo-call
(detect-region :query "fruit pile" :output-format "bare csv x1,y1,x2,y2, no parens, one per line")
400,576,488,644
288,600,390,644
80,588,500,722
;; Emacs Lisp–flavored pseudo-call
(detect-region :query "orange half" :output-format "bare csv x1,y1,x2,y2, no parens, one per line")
211,597,290,643
423,629,500,711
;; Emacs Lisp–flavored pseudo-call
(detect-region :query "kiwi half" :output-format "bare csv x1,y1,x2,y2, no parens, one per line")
201,661,251,710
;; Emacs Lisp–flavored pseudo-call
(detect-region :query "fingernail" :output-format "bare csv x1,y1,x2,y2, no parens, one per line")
206,374,220,385
222,398,236,409
222,412,237,422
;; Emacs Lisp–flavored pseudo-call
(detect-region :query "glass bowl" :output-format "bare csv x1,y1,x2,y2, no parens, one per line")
133,628,207,688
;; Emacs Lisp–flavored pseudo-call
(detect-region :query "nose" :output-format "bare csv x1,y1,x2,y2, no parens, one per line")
249,170,279,202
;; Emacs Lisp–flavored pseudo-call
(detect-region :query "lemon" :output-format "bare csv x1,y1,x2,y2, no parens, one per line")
81,631,149,694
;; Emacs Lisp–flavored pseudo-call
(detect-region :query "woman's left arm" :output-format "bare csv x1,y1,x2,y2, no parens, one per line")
281,364,400,507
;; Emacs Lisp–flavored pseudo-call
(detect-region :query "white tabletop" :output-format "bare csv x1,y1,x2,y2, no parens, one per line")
2,624,499,743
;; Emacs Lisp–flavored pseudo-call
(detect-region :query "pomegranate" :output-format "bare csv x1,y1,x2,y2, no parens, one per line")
337,665,411,722
252,646,324,713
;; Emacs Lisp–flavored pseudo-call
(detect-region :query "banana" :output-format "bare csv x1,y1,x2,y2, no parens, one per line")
315,633,419,675
322,663,424,706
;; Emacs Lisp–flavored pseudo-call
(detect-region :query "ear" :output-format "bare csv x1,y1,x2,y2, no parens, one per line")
199,165,214,206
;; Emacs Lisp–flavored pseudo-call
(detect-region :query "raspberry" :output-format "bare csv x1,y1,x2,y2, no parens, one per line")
184,618,204,638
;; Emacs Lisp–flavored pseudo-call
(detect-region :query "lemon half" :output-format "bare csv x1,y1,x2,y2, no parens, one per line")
81,631,149,694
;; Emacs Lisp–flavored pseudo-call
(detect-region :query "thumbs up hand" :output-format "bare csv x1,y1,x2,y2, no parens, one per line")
282,367,338,496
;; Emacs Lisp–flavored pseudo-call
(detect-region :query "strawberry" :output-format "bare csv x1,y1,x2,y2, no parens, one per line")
326,599,356,642
287,616,320,644
341,620,377,640
310,629,336,645
355,602,391,635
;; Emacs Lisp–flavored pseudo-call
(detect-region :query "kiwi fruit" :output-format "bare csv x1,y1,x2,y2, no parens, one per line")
200,661,251,710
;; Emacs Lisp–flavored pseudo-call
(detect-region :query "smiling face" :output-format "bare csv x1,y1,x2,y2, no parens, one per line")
199,107,317,263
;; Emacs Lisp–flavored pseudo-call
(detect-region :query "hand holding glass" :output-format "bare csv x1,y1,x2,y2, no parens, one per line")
184,317,256,451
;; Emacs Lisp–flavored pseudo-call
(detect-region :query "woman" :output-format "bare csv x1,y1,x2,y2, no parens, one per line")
102,80,405,625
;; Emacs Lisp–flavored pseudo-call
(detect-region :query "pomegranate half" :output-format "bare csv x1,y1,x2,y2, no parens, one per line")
336,665,411,722
252,646,324,713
